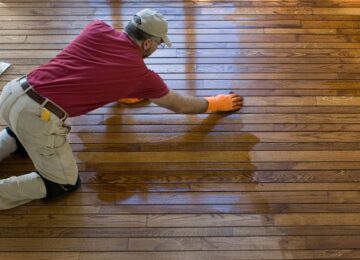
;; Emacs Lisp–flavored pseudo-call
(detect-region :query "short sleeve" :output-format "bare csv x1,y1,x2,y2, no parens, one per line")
131,70,169,99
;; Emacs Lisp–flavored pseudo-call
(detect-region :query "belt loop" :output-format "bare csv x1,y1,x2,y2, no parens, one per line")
23,86,32,94
40,98,49,107
60,113,68,122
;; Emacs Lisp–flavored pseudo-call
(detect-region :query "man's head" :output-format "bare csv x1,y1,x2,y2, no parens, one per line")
125,9,172,58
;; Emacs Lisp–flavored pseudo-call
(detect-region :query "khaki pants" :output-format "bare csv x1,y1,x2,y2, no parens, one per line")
0,77,78,209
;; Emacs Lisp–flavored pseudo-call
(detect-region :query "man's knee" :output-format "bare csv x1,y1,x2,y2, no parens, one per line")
37,173,81,199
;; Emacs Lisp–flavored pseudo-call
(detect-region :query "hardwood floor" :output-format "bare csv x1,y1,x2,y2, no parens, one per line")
1,0,360,259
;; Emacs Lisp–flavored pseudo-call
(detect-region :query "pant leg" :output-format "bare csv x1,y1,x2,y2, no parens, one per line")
12,109,79,185
0,172,46,210
0,78,79,210
2,78,78,185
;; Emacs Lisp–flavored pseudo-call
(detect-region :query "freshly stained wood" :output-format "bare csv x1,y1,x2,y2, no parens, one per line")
0,0,359,258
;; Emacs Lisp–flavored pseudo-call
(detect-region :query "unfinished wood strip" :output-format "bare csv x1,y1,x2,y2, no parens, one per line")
0,214,146,228
77,251,360,260
147,213,360,227
0,253,79,260
0,47,348,59
3,1,360,8
60,191,330,205
66,123,360,133
8,169,355,184
190,183,360,192
73,151,360,163
112,191,360,205
0,20,303,30
87,106,360,115
2,225,360,238
6,85,359,96
5,7,347,16
3,41,360,49
68,142,360,152
0,13,359,22
28,191,359,206
1,162,360,173
78,169,360,183
77,182,360,193
4,203,360,215
25,34,297,44
68,131,360,143
0,238,127,251
3,123,360,133
3,79,360,90
275,213,360,226
99,114,360,124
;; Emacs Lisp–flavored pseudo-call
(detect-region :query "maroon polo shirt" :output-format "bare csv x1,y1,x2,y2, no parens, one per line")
27,20,169,117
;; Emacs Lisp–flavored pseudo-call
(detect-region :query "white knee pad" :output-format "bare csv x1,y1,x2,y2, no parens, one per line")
0,128,17,161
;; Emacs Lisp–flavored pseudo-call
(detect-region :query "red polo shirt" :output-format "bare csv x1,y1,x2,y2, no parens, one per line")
27,20,169,117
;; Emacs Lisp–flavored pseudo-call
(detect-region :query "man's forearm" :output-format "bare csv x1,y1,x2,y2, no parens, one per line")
150,90,208,114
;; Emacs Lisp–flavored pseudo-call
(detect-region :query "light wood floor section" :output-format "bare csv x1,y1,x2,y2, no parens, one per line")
1,0,360,259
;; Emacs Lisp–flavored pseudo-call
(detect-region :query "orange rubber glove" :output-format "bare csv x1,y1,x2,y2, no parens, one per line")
205,93,243,112
118,98,145,104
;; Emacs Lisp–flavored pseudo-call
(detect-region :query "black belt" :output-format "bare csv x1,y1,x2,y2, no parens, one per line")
19,77,67,120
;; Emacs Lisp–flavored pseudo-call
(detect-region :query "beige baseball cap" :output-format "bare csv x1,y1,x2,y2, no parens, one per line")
131,9,172,47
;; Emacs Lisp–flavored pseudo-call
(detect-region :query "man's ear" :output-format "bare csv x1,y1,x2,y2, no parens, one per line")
142,38,152,50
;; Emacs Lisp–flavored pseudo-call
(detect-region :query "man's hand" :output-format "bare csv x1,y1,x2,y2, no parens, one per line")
118,98,144,104
205,92,243,112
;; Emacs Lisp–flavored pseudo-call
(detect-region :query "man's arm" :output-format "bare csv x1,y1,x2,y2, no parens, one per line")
150,90,243,114
150,90,208,114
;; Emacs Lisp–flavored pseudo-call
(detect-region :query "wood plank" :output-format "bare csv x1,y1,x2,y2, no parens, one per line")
68,131,360,143
4,203,360,215
0,238,127,251
72,151,360,163
2,161,360,173
2,225,360,238
4,123,360,133
10,63,360,74
0,14,359,22
100,114,360,124
3,1,360,8
77,170,360,183
0,214,147,227
0,253,79,260
78,251,360,260
275,213,360,226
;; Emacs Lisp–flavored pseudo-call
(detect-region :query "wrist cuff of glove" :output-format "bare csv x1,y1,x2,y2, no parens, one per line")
205,96,217,112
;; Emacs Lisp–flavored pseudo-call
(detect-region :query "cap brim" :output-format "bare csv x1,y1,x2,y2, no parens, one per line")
162,35,172,48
